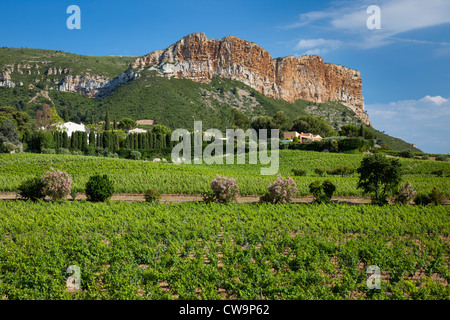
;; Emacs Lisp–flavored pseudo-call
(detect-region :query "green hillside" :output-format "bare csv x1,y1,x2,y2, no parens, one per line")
0,47,136,80
0,47,421,152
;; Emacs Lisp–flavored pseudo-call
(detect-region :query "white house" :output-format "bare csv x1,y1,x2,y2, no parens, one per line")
128,128,148,134
59,122,89,137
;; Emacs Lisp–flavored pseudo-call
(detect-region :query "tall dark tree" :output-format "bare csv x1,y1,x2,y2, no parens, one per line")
104,110,110,131
232,108,251,130
89,130,95,147
62,131,69,149
0,119,20,148
63,108,69,122
272,110,290,131
356,154,402,205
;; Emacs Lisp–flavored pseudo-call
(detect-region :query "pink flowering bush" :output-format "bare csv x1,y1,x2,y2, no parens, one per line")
203,174,239,204
260,174,297,204
394,180,416,205
41,167,72,201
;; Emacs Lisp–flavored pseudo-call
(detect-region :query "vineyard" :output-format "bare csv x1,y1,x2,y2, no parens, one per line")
0,201,448,300
0,150,449,301
0,151,449,196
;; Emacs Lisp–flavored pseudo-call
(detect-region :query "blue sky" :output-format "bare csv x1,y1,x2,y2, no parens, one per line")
1,0,449,153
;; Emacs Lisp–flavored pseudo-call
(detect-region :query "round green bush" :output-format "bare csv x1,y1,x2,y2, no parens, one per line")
85,174,115,202
145,189,161,203
292,168,306,176
130,151,141,160
414,193,430,206
18,177,45,201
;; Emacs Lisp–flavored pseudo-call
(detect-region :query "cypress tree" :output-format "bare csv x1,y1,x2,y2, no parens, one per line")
161,133,166,149
71,132,77,150
114,133,120,153
81,132,88,153
134,133,139,150
144,132,149,149
105,110,110,131
130,133,134,149
103,132,109,151
149,133,154,149
166,133,172,148
63,108,69,122
63,131,69,149
89,130,95,146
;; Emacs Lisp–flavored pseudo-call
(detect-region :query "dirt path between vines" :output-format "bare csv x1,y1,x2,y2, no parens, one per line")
1,192,448,205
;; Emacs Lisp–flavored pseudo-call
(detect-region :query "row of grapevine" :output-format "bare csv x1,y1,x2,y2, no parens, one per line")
0,201,448,299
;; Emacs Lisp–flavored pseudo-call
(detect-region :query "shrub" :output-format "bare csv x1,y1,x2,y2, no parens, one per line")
106,152,119,158
292,136,300,143
431,169,444,177
421,154,429,160
414,193,430,206
57,148,71,155
292,168,306,176
70,188,78,201
314,167,326,176
429,188,443,205
18,177,45,201
2,141,17,153
41,148,56,154
394,181,416,205
327,165,355,177
130,150,141,160
203,174,239,204
399,150,414,158
260,174,297,204
145,189,161,203
72,150,83,155
41,168,72,201
309,179,336,204
435,155,448,161
85,174,115,202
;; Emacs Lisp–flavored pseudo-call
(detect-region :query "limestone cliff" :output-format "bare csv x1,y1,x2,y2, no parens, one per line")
1,33,369,124
130,32,369,124
57,71,139,99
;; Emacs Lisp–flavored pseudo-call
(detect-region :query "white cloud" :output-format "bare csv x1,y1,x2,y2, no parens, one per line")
296,38,342,50
285,0,450,51
365,95,450,154
420,95,448,105
294,38,342,55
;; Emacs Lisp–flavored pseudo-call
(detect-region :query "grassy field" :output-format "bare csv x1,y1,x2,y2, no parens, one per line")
0,201,448,300
0,151,448,196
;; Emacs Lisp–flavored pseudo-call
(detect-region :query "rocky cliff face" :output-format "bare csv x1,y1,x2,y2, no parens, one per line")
57,70,139,99
1,33,368,124
130,33,369,124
